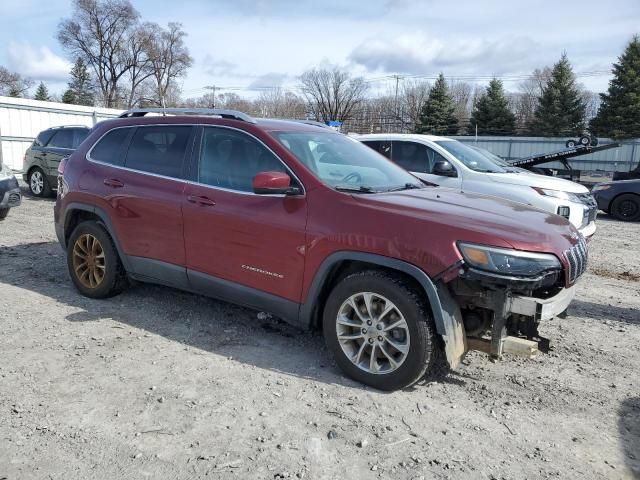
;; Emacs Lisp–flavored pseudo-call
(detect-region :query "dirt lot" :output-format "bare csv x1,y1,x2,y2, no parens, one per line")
1,186,639,480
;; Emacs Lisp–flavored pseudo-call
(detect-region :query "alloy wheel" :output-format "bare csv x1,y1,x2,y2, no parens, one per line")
30,171,44,195
336,292,410,374
72,234,106,288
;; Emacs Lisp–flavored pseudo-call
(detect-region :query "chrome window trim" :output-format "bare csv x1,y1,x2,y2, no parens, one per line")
85,123,306,197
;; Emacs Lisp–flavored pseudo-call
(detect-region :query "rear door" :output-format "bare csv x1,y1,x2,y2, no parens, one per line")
87,124,194,284
182,126,307,303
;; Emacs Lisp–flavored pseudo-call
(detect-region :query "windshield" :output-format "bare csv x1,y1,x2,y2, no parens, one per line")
470,146,524,172
272,131,422,192
435,140,508,173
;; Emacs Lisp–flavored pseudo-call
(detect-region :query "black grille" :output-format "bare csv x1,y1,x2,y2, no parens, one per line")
8,192,20,206
564,235,588,283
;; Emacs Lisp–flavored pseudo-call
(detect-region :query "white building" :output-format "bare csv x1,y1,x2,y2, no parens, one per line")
0,96,122,172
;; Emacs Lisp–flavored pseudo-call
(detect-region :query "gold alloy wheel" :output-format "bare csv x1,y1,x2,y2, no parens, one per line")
72,234,106,288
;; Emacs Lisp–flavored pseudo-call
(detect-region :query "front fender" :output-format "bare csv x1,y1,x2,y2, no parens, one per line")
301,251,467,368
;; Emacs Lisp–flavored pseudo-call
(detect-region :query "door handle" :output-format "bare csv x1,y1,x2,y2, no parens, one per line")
187,195,216,206
103,178,124,188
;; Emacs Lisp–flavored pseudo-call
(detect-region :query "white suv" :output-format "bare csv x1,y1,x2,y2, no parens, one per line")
358,134,597,238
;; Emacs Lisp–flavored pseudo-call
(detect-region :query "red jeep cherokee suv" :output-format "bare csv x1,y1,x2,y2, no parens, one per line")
54,108,586,391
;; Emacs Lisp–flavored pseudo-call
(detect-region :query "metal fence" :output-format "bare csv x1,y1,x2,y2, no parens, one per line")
0,96,122,172
452,135,640,173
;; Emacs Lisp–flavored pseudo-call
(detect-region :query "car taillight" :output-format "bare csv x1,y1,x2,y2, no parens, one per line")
58,156,68,175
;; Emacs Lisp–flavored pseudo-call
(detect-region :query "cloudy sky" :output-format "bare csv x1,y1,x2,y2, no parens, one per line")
1,0,638,99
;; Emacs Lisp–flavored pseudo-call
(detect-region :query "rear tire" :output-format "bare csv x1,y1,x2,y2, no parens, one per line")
67,221,128,298
323,270,439,391
566,140,576,148
610,194,640,222
28,167,52,197
0,208,8,220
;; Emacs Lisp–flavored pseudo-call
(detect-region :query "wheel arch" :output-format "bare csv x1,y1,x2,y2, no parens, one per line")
300,251,466,368
63,202,132,272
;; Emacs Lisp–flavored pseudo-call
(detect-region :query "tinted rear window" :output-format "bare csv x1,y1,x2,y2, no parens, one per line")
90,128,132,165
124,126,192,178
48,129,75,149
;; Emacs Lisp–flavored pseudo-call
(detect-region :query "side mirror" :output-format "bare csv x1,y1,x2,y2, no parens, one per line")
253,171,300,195
433,160,457,177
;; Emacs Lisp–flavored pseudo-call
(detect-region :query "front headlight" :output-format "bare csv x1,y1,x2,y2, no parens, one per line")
457,242,561,277
591,184,611,192
532,187,581,203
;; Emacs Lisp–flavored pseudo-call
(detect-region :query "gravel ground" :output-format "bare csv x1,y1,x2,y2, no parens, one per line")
1,185,639,480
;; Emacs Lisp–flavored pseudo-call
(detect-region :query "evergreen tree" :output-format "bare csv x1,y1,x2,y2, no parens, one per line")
528,53,586,136
469,78,516,135
8,85,21,97
67,58,95,106
34,82,50,101
62,88,76,104
415,73,458,135
590,35,640,139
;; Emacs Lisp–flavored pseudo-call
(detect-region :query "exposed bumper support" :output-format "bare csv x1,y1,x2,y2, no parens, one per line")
508,285,576,322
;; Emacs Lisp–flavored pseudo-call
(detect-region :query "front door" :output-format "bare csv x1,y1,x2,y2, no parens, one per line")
182,126,307,303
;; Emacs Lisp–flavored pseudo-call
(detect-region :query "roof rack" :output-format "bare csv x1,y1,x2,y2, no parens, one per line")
118,108,256,124
263,118,332,129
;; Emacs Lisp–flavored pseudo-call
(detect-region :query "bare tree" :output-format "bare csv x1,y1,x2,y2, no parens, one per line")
515,67,553,131
398,79,430,132
255,88,306,118
449,80,474,133
0,66,33,96
581,90,601,122
124,22,155,108
57,0,140,108
299,67,368,122
147,22,193,107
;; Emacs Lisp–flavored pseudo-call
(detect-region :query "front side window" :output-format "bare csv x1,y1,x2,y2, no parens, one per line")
390,141,449,174
48,129,75,149
125,126,192,178
273,131,421,192
198,127,287,192
90,127,133,165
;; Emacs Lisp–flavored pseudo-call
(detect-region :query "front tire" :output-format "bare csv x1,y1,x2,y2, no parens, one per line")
67,221,128,298
323,271,439,391
28,167,52,197
0,208,8,220
610,194,640,222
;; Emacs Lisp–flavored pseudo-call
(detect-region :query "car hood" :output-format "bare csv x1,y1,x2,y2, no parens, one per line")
485,171,588,193
353,187,580,254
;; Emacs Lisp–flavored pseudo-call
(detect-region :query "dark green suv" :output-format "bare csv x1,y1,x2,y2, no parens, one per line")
23,126,90,197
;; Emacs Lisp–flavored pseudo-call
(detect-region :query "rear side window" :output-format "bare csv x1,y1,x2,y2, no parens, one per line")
34,130,55,147
362,140,392,159
125,126,192,178
48,129,75,149
90,128,133,165
72,129,90,148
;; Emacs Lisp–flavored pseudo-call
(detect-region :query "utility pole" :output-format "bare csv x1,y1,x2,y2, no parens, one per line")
392,75,402,133
204,85,217,108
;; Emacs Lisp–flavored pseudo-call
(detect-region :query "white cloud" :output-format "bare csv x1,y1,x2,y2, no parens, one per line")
349,33,541,76
6,41,71,82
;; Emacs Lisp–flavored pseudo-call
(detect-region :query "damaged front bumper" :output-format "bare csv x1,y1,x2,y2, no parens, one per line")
509,285,576,322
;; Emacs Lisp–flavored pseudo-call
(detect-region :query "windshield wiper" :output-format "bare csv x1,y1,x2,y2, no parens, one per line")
385,183,424,192
334,185,377,193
